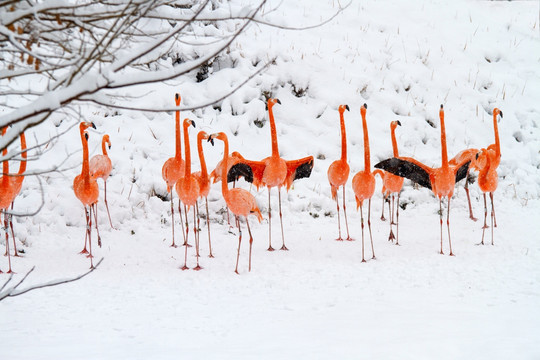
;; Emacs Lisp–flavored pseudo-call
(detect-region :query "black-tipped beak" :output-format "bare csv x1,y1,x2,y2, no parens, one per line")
499,111,503,119
191,120,196,128
345,105,350,111
440,104,444,109
175,93,179,101
476,153,479,160
84,132,89,141
207,135,215,146
276,99,281,105
109,144,112,149
363,103,368,109
91,122,96,129
397,120,402,126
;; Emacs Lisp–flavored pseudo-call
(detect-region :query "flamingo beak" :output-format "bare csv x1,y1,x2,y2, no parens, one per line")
91,122,96,129
499,111,503,120
276,99,281,105
207,134,215,145
84,132,89,141
190,120,196,128
345,105,350,111
397,120,402,126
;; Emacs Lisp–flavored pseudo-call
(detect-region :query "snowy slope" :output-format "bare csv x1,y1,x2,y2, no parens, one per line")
2,0,540,359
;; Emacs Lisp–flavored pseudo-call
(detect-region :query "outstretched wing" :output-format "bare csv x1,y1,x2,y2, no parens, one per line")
374,157,433,190
454,160,471,184
285,156,314,190
227,159,266,189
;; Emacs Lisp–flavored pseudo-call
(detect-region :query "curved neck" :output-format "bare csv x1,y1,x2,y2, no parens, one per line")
339,111,347,161
17,132,27,176
80,128,90,181
101,137,108,156
361,111,370,170
220,137,229,197
175,107,181,159
493,112,500,158
440,111,449,168
268,104,279,157
391,126,399,157
197,134,208,179
183,123,191,176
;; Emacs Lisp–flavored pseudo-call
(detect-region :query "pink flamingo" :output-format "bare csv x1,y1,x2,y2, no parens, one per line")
193,131,214,258
89,134,113,228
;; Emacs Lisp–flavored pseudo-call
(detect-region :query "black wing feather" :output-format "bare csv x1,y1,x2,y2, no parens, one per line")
227,163,253,183
455,160,471,183
374,158,432,190
294,158,314,180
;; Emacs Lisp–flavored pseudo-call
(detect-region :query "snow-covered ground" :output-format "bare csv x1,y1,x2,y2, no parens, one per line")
2,0,540,358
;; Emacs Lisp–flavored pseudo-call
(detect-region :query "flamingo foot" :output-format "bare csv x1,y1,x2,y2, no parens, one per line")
6,269,14,274
280,245,289,251
86,253,94,259
208,254,215,258
183,242,193,248
79,248,89,255
381,215,386,221
439,250,444,255
345,237,355,241
371,255,377,260
388,230,395,242
235,269,240,275
361,259,367,263
97,237,102,247
335,237,344,241
181,264,189,271
449,252,455,257
470,215,478,222
170,243,178,248
193,265,203,271
267,246,275,252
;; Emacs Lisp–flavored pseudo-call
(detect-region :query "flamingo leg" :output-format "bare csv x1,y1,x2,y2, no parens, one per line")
87,206,94,269
92,203,102,247
490,192,495,245
193,205,202,271
104,180,114,228
388,194,395,242
343,186,352,241
169,191,177,248
267,188,274,251
395,193,400,245
368,198,375,260
380,196,386,221
235,216,242,274
183,204,191,247
181,206,189,271
490,192,497,228
177,201,187,247
278,188,288,251
205,198,214,258
335,189,343,241
481,193,488,245
439,199,444,255
360,203,366,263
447,197,454,256
80,208,89,254
9,202,19,256
464,171,477,221
246,217,254,272
3,212,13,273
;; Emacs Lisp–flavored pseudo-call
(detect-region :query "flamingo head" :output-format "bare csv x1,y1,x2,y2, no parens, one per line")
360,103,368,118
80,121,96,132
439,104,445,122
493,108,503,121
208,132,227,144
183,118,195,130
198,131,211,144
391,120,401,130
267,98,281,109
339,104,350,114
103,134,111,149
175,93,181,106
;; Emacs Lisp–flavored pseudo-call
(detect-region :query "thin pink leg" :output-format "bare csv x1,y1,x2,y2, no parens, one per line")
343,187,353,241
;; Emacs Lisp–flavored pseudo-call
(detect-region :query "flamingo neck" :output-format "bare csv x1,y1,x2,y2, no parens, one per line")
17,132,27,176
361,112,371,170
183,123,191,176
101,138,108,156
440,111,449,168
220,138,229,197
391,126,399,157
493,112,500,158
80,128,90,181
175,108,181,159
269,105,279,157
339,111,347,161
2,127,7,175
197,134,208,179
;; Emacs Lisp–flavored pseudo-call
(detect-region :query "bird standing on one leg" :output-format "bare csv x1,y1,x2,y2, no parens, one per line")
352,104,376,262
375,105,471,255
90,134,113,228
327,104,353,241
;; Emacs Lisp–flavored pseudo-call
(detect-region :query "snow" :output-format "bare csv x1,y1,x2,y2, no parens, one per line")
2,0,540,358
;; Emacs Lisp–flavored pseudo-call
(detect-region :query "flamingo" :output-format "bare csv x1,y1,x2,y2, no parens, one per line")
351,104,376,262
162,93,186,248
89,134,113,228
209,132,263,274
327,104,353,241
4,129,27,259
193,130,214,258
73,121,100,268
228,98,314,251
372,120,404,244
374,105,471,255
481,107,503,227
175,118,200,270
476,148,498,245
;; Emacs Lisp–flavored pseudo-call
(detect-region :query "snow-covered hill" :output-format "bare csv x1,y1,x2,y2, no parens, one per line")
2,0,540,358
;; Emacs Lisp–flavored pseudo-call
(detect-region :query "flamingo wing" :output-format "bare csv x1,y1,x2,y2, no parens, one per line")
285,156,314,190
227,159,266,188
374,157,433,190
454,160,471,184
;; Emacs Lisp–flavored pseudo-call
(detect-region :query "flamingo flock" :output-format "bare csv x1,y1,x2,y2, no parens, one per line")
0,93,503,274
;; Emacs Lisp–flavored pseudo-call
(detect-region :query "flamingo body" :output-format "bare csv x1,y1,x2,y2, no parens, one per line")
352,171,375,207
328,160,349,199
